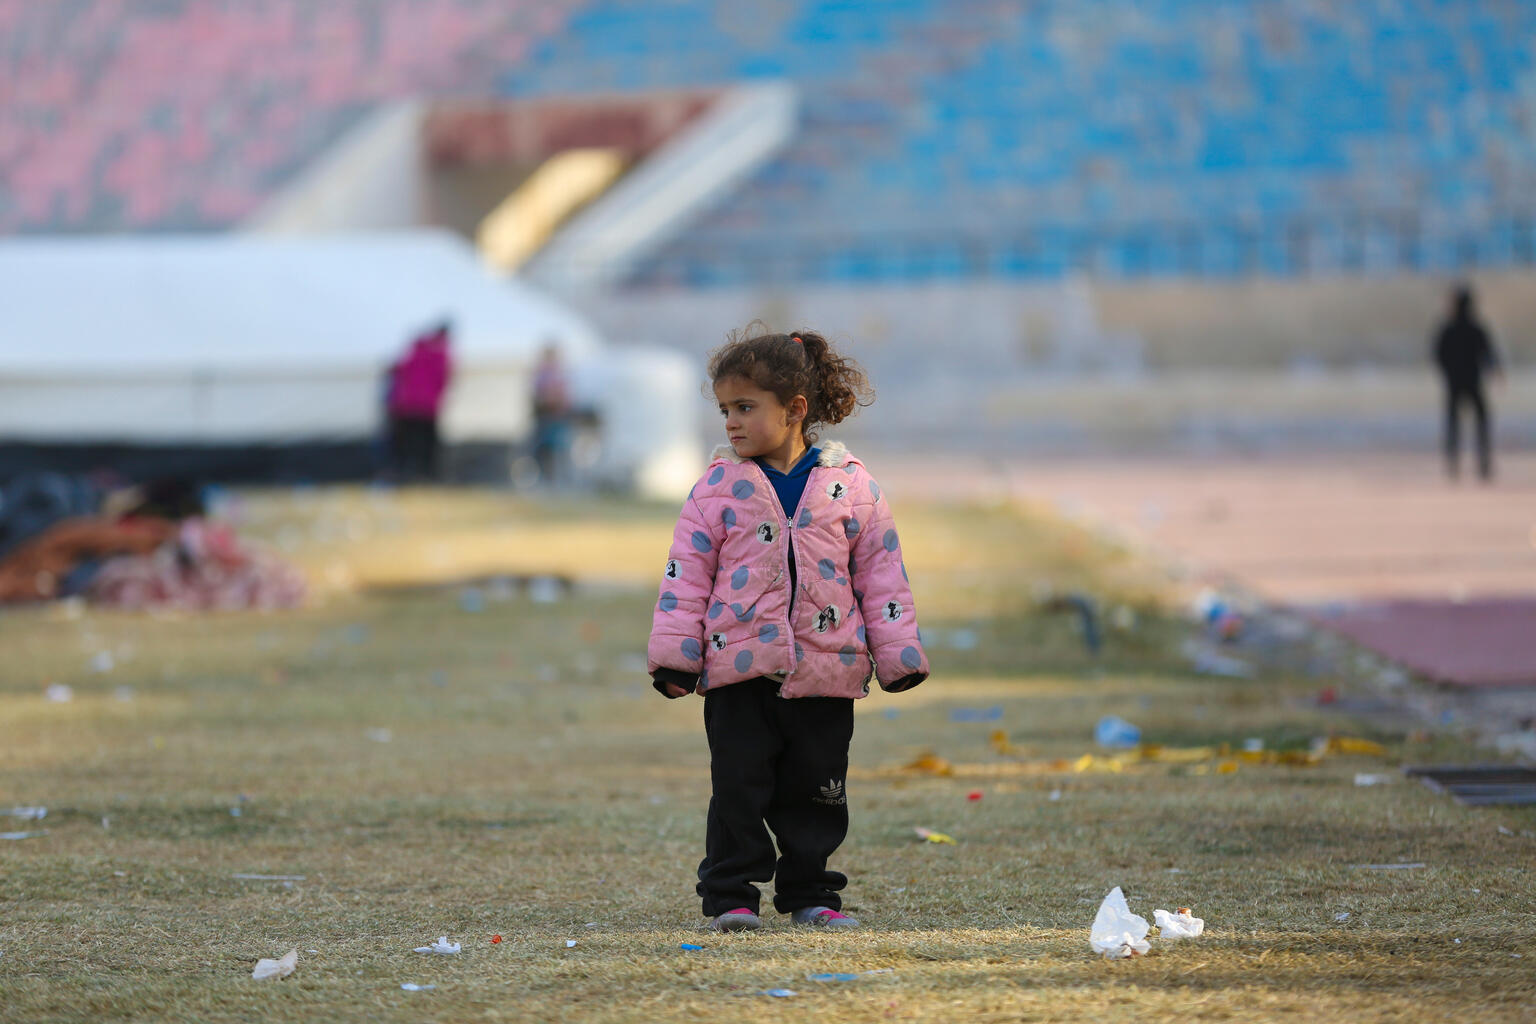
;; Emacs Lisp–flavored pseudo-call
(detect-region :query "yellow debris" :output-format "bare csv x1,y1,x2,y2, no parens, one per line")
1073,754,1124,774
1327,737,1388,757
1139,744,1216,764
989,729,1020,756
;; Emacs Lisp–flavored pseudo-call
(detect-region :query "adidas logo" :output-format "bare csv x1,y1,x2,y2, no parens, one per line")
813,778,846,806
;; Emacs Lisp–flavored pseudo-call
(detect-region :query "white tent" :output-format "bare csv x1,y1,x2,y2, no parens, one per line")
0,231,701,494
0,230,607,443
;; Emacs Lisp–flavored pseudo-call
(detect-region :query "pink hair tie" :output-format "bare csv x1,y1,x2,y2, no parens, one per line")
791,334,803,344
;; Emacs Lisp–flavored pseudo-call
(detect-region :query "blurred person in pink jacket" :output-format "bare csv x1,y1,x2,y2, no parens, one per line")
386,320,454,482
648,326,929,934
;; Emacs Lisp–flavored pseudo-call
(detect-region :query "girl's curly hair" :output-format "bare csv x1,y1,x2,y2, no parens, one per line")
706,323,873,443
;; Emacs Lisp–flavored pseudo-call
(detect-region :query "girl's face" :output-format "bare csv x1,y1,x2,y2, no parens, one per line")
713,376,806,467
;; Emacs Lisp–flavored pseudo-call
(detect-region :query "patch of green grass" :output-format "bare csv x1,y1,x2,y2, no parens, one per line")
1,490,1532,1023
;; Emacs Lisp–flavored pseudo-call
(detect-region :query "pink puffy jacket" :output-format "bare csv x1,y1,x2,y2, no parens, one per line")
648,441,929,700
388,333,452,418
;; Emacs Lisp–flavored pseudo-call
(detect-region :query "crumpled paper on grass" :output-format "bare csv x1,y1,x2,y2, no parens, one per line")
1090,887,1150,959
414,936,461,954
913,827,956,844
1153,908,1205,939
252,948,297,980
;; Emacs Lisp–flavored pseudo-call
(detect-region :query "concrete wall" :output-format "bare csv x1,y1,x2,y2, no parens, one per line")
1093,270,1536,370
574,271,1535,454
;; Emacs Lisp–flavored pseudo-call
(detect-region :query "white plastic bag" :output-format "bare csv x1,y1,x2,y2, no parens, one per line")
1153,907,1205,939
252,948,297,980
413,936,461,954
1090,887,1150,958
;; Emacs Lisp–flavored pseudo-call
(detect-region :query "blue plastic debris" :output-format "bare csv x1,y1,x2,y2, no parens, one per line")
679,943,703,951
950,706,1003,723
1094,715,1141,748
808,973,860,982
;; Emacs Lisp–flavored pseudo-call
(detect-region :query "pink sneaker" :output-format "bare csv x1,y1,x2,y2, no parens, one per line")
708,907,762,932
791,906,860,928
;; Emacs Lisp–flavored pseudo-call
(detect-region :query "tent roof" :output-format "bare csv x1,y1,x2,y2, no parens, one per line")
0,231,602,374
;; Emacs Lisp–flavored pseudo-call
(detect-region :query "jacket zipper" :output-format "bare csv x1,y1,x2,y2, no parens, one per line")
750,458,805,687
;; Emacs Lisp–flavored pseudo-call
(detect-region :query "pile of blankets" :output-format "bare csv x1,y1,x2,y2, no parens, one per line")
0,473,305,610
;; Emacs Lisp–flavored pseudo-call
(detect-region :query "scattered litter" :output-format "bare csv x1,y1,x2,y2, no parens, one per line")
679,943,703,951
764,989,796,998
6,806,46,820
1242,738,1264,753
414,936,461,954
491,935,502,944
808,969,893,982
1041,592,1102,654
1049,789,1062,801
306,949,318,954
1074,753,1126,773
1323,736,1387,757
1355,862,1426,870
584,922,600,929
45,684,74,702
233,874,306,882
902,752,953,776
1182,639,1254,678
913,827,956,844
1334,912,1350,922
1,831,47,840
564,940,577,948
1153,908,1205,939
966,790,983,802
1094,716,1141,749
251,948,297,981
400,983,436,991
1499,826,1514,836
1354,773,1396,786
951,706,1003,723
1089,887,1150,959
364,728,393,743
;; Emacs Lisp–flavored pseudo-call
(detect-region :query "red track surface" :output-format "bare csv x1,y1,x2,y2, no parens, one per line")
878,451,1536,688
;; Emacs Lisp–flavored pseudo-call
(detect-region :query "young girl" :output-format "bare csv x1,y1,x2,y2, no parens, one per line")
648,327,929,932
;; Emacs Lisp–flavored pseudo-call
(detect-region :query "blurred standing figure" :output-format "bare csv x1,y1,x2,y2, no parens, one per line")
388,321,454,482
531,342,572,485
1432,285,1501,481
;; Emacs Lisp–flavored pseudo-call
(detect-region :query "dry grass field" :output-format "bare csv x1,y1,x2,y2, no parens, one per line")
2,487,1532,1023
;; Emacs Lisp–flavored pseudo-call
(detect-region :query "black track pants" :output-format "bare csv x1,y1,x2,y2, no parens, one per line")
696,677,854,917
1444,383,1493,479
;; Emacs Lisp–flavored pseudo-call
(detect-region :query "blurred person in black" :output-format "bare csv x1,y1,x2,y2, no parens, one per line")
1432,284,1502,481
